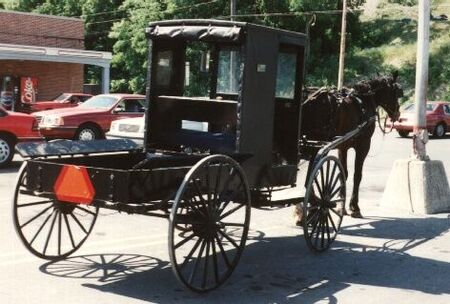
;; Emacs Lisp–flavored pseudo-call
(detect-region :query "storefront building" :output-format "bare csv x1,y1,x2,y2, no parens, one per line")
0,10,111,111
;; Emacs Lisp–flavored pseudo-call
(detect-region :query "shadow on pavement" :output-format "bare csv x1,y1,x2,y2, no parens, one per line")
39,217,450,303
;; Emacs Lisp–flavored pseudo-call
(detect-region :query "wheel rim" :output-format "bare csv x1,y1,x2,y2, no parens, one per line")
78,128,96,141
436,125,445,137
13,163,99,260
303,156,346,252
169,155,251,292
0,138,11,163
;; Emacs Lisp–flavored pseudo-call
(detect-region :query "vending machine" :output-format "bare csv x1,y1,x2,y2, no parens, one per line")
0,75,38,111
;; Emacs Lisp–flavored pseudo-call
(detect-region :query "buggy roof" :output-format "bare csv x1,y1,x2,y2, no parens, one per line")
146,19,307,46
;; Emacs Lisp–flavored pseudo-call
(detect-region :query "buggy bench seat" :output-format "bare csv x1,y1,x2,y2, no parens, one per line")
152,95,238,152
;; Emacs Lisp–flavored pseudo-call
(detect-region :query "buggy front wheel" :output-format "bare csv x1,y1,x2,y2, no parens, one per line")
169,155,251,292
303,155,346,252
13,163,99,260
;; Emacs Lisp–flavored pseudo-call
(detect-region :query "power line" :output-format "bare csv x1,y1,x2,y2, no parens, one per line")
218,9,363,20
81,0,222,20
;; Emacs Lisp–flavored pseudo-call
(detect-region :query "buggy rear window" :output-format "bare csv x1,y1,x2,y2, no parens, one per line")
275,52,297,99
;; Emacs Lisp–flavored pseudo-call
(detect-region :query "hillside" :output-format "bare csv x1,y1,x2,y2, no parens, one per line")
347,0,450,102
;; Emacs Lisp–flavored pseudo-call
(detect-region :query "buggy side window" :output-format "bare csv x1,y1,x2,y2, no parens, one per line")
217,48,242,95
156,50,174,87
275,52,297,99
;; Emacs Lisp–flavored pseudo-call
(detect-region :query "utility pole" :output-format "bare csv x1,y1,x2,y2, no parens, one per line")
231,0,236,21
230,0,237,92
337,0,347,90
381,0,450,215
413,0,430,160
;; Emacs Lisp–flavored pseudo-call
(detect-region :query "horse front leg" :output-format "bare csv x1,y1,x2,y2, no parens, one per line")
349,146,370,218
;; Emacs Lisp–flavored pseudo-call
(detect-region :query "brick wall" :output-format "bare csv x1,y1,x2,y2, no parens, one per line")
0,60,84,100
0,10,84,49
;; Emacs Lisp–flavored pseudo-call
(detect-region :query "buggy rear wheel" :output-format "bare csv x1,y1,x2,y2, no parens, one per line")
169,155,251,292
303,155,346,252
13,163,99,260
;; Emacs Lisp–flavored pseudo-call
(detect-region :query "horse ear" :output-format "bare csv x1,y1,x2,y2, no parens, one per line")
392,70,399,81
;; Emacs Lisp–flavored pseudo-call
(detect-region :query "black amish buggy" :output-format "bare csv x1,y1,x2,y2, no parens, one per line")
13,19,359,292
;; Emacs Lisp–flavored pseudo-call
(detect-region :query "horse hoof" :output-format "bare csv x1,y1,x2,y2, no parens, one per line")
342,208,348,216
295,219,304,226
350,211,363,218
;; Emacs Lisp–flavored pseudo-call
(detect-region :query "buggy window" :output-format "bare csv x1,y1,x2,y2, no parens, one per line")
275,52,297,99
156,50,174,87
217,48,242,95
184,42,210,97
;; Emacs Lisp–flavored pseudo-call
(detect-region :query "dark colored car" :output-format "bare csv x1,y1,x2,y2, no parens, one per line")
0,106,42,167
24,93,93,113
392,101,450,138
34,94,146,140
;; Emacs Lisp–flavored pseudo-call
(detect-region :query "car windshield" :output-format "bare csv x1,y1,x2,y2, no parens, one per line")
78,95,118,109
53,93,69,102
404,103,437,112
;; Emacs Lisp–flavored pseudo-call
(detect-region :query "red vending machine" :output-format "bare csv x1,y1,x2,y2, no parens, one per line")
20,76,38,105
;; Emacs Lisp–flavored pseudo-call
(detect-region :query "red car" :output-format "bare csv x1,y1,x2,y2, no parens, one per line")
0,106,42,167
34,94,146,141
392,101,450,138
24,93,93,113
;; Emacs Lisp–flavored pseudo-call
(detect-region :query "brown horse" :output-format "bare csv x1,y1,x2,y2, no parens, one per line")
299,73,403,219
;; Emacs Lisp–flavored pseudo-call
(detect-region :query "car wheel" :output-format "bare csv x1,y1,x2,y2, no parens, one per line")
433,123,446,138
398,130,409,138
0,135,14,168
75,126,101,141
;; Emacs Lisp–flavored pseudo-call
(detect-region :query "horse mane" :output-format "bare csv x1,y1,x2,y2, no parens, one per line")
352,75,394,95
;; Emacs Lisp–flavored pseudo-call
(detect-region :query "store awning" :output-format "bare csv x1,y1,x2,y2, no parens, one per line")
0,43,112,68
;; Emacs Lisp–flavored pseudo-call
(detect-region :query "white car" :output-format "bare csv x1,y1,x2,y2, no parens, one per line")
106,117,208,146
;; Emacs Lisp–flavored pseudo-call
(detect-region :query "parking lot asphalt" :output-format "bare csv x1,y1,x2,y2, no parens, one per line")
0,130,449,304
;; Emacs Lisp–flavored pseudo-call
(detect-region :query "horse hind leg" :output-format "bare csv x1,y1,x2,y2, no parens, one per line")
338,148,349,215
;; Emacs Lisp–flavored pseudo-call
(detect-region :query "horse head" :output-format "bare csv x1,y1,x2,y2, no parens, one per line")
356,72,403,122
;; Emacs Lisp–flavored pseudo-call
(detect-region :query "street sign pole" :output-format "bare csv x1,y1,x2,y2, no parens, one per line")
412,0,430,160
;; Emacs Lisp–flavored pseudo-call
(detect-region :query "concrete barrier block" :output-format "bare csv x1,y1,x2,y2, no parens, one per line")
380,159,450,214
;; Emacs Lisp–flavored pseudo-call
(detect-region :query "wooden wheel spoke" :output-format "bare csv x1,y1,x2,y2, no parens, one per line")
220,222,246,227
327,211,338,233
63,213,76,249
313,178,325,201
188,239,207,285
74,205,97,216
69,213,88,234
43,211,58,255
211,237,219,284
319,166,326,194
202,240,211,289
217,179,244,216
329,206,343,218
217,229,239,249
214,163,223,204
17,200,53,208
306,208,320,226
329,185,343,201
219,203,245,220
214,234,231,267
325,214,331,244
329,174,343,198
174,232,197,250
325,161,330,192
29,209,56,246
328,161,338,188
58,212,62,256
20,204,54,229
180,238,203,270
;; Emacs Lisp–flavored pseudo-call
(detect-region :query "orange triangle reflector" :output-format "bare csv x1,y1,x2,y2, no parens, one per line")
54,165,95,204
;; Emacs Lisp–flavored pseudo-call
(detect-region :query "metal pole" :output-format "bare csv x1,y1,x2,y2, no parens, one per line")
413,0,430,160
337,0,347,90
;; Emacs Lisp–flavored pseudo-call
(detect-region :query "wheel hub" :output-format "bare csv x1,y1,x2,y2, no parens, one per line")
0,139,10,161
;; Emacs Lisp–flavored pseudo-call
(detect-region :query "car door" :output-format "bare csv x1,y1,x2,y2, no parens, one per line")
443,104,450,131
109,98,145,128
